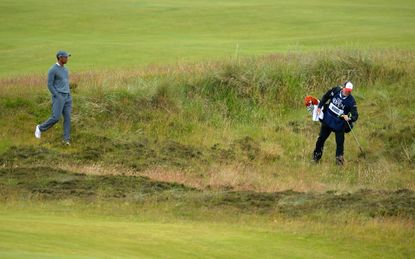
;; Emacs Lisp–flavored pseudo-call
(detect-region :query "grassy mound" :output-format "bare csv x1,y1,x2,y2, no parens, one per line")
1,166,414,220
1,50,415,258
1,50,414,192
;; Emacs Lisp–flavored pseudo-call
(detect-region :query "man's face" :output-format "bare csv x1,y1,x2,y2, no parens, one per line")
342,88,351,96
58,56,69,64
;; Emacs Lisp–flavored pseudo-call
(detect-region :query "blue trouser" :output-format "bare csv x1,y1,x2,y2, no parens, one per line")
39,93,72,141
314,122,345,158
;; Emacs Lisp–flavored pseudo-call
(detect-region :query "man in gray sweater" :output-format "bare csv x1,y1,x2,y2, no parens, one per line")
35,50,72,145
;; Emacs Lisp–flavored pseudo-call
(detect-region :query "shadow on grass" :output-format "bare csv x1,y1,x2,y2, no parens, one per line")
1,166,414,220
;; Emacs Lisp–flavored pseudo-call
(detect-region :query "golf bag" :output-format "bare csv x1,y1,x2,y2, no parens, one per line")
304,95,324,122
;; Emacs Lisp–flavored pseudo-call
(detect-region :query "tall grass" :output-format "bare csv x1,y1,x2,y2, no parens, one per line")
1,50,414,191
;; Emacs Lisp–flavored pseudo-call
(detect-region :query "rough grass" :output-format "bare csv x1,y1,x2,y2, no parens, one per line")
1,50,414,192
2,166,414,220
0,52,414,258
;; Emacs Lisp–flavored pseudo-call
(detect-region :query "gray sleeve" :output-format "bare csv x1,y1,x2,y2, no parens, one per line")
47,67,58,96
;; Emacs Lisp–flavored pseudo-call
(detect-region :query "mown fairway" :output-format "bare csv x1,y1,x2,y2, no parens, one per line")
1,207,413,259
1,0,415,76
1,0,415,258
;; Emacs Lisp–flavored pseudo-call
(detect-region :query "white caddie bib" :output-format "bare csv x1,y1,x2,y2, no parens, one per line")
328,103,344,116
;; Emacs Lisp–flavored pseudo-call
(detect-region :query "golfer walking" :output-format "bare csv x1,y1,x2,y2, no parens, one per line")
35,50,72,145
312,81,359,165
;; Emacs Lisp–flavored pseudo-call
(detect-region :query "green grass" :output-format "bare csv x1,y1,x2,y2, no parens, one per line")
1,0,415,257
1,51,414,192
0,203,413,258
1,0,415,77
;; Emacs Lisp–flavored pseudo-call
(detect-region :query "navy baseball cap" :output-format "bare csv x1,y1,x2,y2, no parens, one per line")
56,50,71,58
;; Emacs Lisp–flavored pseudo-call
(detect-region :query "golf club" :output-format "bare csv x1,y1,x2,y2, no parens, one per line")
345,120,365,158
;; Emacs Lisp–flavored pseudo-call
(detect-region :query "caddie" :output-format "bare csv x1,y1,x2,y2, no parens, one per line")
312,81,359,165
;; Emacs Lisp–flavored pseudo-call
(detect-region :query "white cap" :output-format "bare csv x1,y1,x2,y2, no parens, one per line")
344,81,353,92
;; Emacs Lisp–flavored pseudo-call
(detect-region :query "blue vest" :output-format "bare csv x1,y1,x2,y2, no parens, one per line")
322,91,356,131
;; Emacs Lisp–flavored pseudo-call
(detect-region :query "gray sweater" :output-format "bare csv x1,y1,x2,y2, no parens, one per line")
47,64,70,95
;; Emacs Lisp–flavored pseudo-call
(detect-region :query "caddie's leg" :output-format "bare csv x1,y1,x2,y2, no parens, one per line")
335,130,345,165
313,123,331,161
334,130,345,157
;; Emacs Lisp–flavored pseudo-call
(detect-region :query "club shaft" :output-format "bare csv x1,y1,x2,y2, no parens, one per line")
346,120,364,154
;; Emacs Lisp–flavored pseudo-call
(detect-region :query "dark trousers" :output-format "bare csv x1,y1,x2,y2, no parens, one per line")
314,123,345,158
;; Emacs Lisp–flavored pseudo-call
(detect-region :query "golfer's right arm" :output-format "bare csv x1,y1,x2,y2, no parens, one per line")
47,68,58,96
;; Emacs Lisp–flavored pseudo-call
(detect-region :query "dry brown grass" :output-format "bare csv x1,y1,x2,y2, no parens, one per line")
57,162,336,193
59,163,135,177
0,60,225,95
